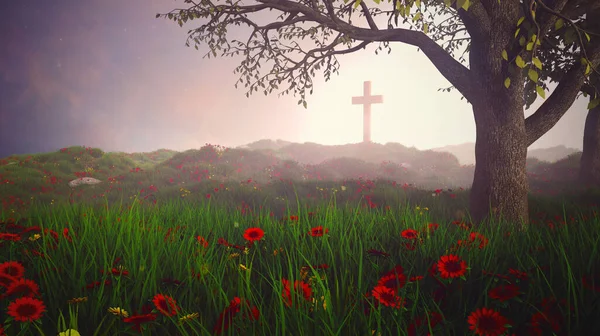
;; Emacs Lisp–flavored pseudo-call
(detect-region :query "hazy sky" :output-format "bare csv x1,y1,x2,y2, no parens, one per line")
0,0,589,158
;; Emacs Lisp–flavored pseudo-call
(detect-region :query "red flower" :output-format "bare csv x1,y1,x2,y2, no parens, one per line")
467,307,510,336
308,226,329,237
7,297,46,322
243,227,264,242
213,297,260,334
152,293,178,317
196,235,209,248
281,278,312,307
0,261,25,279
436,254,467,279
0,233,21,242
5,278,40,298
401,229,419,240
289,215,299,221
377,272,407,292
582,273,600,292
62,228,73,242
488,284,520,302
469,232,489,249
123,313,157,333
371,285,406,308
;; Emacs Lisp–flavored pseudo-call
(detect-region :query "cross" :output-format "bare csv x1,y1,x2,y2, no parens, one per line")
351,81,383,143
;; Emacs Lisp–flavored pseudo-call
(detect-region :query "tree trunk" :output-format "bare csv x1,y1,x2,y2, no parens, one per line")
468,84,529,229
579,102,600,187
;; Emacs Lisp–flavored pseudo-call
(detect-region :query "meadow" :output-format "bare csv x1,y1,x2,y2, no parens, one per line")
0,145,599,336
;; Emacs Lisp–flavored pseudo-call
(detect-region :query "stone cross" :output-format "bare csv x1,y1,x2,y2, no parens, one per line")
351,81,383,143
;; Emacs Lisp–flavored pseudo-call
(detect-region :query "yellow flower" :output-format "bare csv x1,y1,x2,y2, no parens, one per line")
29,234,41,241
179,312,200,324
228,253,240,259
58,330,81,336
239,264,248,271
108,307,129,318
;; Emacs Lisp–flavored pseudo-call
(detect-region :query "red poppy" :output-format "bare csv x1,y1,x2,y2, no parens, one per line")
5,278,40,298
401,229,419,240
488,284,520,302
308,226,329,237
436,254,467,279
281,278,312,307
152,293,178,316
7,297,47,322
0,261,24,279
371,285,406,309
243,227,264,242
467,307,510,336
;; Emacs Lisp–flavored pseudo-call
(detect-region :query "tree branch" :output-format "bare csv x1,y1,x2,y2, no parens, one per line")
525,43,600,146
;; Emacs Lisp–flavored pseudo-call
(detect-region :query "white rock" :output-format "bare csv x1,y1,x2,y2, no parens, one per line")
68,177,103,188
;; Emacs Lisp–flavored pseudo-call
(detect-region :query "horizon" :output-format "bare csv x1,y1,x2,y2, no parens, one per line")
0,0,591,159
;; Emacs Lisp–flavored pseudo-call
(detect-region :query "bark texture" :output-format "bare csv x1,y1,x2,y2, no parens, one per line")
580,103,600,187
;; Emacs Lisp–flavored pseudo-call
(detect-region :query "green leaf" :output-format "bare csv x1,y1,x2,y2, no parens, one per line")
519,36,526,46
517,16,525,26
373,0,380,3
303,100,308,109
514,28,520,38
423,23,429,34
526,42,533,50
515,55,526,68
413,12,422,21
416,0,421,7
554,18,564,30
461,0,470,10
504,77,511,88
528,69,539,82
456,0,466,10
502,50,508,61
532,57,542,70
588,98,600,110
585,64,591,76
353,0,362,9
536,86,545,99
585,32,591,42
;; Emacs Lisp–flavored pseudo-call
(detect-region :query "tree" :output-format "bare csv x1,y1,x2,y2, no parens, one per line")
158,0,600,227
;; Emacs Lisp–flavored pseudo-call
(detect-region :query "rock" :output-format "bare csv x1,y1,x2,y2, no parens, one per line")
68,177,103,188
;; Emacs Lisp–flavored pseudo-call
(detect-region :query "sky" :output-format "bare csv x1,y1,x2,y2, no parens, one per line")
0,0,590,159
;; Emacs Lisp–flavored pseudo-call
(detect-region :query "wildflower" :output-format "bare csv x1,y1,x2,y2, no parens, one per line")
152,294,178,317
58,329,81,336
488,284,520,302
123,313,157,333
371,285,406,309
5,278,40,298
179,312,199,323
196,235,209,248
0,233,21,242
467,307,510,336
377,272,407,292
7,297,46,322
401,229,419,240
437,254,467,279
108,307,129,318
243,227,264,242
281,278,312,307
28,234,41,241
308,226,329,237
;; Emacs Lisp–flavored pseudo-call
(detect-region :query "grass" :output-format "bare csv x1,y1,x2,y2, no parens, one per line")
0,146,599,335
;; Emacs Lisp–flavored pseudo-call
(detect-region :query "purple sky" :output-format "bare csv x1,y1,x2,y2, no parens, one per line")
0,0,590,158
